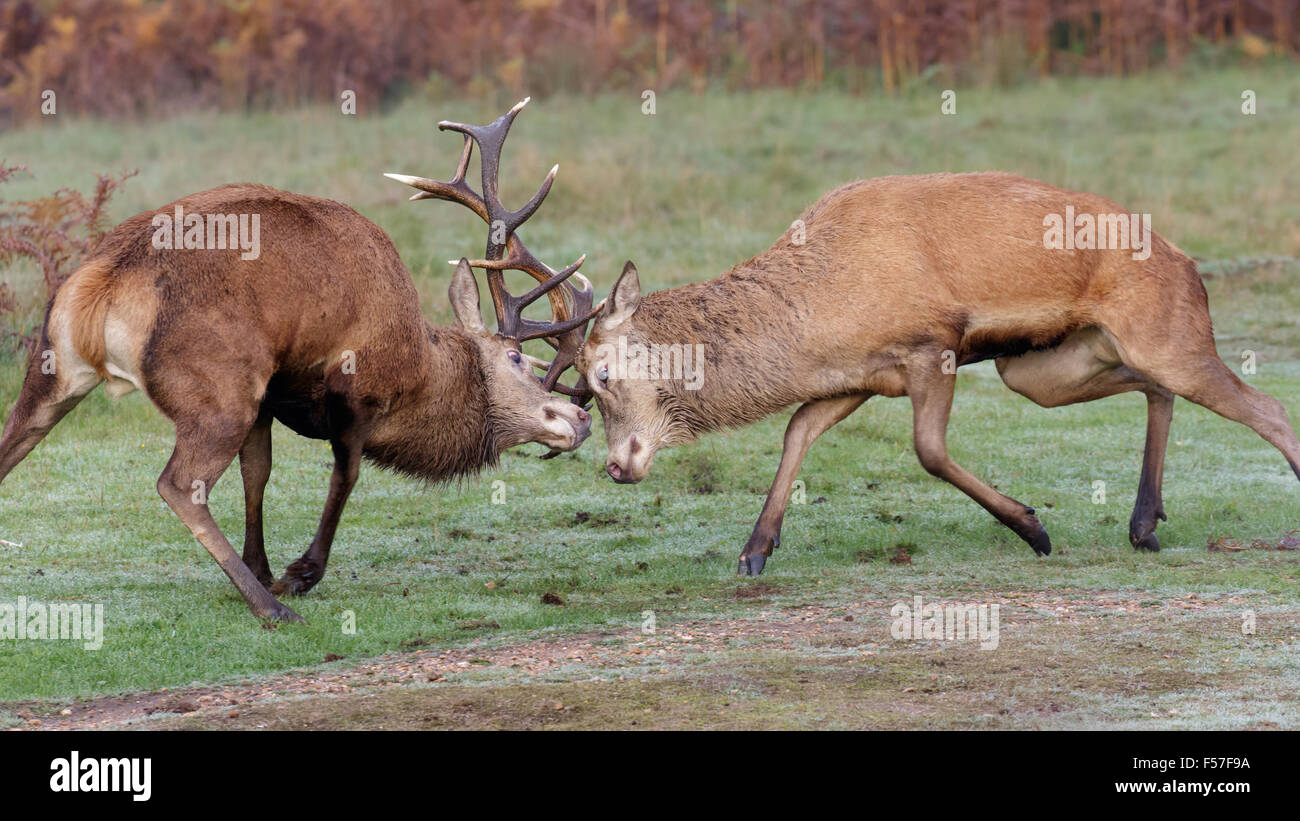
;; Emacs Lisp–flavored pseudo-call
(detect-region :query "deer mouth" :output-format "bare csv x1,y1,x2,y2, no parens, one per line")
538,403,591,451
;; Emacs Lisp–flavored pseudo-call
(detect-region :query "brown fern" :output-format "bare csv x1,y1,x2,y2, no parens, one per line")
0,164,135,352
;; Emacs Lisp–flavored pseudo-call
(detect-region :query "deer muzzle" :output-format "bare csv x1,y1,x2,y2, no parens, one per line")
604,434,652,483
538,401,591,452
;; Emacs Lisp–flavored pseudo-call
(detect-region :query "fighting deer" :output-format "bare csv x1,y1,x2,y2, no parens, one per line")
0,99,597,622
577,172,1300,574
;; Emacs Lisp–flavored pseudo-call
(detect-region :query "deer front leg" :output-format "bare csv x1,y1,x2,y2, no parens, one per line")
1130,388,1173,551
238,414,275,587
740,394,869,575
272,433,363,597
908,363,1050,555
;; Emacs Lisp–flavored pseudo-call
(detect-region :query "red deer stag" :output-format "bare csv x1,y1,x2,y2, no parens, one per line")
0,99,597,622
577,172,1300,574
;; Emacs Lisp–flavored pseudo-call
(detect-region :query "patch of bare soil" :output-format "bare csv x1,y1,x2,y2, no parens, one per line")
6,589,1294,730
733,582,782,599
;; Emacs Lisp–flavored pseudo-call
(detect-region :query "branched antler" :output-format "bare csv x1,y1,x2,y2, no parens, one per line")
386,98,597,400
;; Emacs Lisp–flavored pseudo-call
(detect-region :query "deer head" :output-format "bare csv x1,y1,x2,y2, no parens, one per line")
576,260,690,482
388,99,600,454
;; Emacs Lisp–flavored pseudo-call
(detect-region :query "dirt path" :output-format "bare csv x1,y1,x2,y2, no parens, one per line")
8,589,1295,730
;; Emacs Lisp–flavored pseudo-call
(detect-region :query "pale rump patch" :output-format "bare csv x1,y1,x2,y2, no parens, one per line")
45,299,102,400
101,287,158,398
48,262,156,401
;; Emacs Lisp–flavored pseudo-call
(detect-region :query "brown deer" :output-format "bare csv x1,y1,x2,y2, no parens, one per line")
0,99,597,622
576,172,1300,574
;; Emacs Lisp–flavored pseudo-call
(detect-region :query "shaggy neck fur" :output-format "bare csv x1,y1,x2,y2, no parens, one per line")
362,325,512,482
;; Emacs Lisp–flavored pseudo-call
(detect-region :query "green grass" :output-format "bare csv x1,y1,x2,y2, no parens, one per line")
1,66,1298,724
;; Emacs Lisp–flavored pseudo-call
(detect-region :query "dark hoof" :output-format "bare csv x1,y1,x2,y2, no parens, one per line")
1130,530,1161,552
738,552,768,576
1129,508,1165,552
271,560,321,597
738,529,778,576
1010,515,1051,556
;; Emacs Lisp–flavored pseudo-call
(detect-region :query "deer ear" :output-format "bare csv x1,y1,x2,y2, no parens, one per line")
449,259,487,333
601,260,641,330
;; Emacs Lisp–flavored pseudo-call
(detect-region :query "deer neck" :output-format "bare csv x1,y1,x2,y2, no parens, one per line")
362,325,506,482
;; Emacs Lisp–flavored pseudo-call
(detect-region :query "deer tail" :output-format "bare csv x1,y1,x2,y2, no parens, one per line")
53,258,116,380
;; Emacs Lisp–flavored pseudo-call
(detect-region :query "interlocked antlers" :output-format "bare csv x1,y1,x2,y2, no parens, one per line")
386,98,597,400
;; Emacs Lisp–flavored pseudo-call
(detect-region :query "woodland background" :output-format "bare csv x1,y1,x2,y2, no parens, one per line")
1,0,1296,124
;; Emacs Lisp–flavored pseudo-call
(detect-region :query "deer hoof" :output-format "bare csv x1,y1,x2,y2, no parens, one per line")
738,552,768,576
272,561,321,597
1130,530,1161,552
1013,516,1052,556
738,528,778,576
271,577,308,597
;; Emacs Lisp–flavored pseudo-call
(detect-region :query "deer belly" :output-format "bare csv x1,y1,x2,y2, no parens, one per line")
994,326,1123,407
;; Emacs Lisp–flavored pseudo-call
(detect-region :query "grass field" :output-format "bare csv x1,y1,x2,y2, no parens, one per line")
1,65,1298,728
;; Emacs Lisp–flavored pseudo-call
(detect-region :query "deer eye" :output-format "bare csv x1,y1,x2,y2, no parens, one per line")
597,364,609,383
507,350,522,365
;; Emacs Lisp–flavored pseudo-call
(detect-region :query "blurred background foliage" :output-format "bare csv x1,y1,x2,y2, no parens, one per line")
1,0,1296,125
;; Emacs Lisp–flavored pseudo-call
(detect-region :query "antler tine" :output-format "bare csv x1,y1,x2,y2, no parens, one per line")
519,255,591,307
538,265,596,395
383,137,486,217
466,252,585,307
465,242,597,388
437,99,573,333
436,98,555,239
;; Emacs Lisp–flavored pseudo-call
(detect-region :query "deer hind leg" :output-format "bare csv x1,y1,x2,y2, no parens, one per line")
147,341,296,622
995,328,1174,550
1130,389,1174,551
1101,286,1300,490
739,393,870,576
0,336,101,486
908,360,1051,555
1141,355,1300,486
238,412,274,589
157,415,301,623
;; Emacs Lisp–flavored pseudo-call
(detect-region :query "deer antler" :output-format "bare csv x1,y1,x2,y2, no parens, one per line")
386,98,595,401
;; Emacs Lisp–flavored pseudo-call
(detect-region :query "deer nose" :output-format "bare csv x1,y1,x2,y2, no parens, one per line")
576,408,590,425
